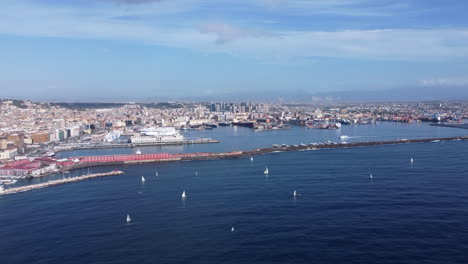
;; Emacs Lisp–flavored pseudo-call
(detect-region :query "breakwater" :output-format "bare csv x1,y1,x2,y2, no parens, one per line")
0,170,124,196
63,136,468,169
430,123,468,130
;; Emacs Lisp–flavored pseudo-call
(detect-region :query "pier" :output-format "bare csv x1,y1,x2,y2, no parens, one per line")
54,138,219,152
0,170,124,196
1,136,466,195
63,135,468,168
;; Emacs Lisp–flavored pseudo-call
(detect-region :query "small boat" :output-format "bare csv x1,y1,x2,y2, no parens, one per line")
293,190,300,197
141,176,146,183
155,171,159,177
369,174,373,180
181,190,187,198
231,227,235,232
250,157,254,161
195,172,198,176
136,149,142,155
410,158,414,164
264,167,269,175
126,214,131,223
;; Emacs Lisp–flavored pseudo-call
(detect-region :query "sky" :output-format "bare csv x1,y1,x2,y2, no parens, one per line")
1,0,468,101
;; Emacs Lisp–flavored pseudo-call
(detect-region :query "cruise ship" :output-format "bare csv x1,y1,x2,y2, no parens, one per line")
131,127,184,144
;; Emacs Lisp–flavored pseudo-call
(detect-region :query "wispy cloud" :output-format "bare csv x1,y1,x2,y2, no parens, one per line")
260,0,409,16
419,77,468,87
1,1,468,61
101,0,164,4
199,23,271,45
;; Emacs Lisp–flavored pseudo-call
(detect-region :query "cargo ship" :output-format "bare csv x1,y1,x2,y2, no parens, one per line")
231,121,255,128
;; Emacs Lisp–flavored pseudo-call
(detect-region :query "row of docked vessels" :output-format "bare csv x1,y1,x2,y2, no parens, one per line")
306,121,342,129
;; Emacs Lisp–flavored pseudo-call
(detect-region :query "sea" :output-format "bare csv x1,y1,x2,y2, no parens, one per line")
1,122,468,264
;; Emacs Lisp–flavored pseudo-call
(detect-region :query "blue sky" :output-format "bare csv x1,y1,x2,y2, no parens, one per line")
1,0,468,101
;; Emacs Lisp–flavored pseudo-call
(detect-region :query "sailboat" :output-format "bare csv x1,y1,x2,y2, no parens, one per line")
195,172,198,176
135,149,142,155
293,190,300,197
126,214,131,223
141,176,146,183
250,157,254,161
410,158,414,164
264,167,269,175
181,190,187,198
369,174,373,180
155,171,159,177
231,227,235,232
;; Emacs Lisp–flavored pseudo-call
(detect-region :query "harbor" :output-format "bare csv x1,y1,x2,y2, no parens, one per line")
0,170,124,195
54,138,219,152
57,135,468,170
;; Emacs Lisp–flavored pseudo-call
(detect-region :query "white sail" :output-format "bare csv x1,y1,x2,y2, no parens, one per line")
155,171,159,176
410,158,414,164
231,227,235,232
369,174,373,180
250,157,254,161
181,191,187,198
126,214,131,222
136,149,142,155
264,167,269,175
141,176,145,182
293,190,297,197
195,172,198,176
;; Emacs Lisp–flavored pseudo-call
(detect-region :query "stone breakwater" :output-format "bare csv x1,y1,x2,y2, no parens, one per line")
64,135,468,168
2,136,466,196
0,170,124,196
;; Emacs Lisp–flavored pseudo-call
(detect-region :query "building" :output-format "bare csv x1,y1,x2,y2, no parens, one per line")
32,132,51,144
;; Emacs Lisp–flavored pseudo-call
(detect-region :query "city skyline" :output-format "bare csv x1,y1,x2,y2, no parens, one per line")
1,0,468,100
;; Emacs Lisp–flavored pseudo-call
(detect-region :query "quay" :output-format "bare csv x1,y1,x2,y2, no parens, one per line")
55,138,219,152
0,170,124,196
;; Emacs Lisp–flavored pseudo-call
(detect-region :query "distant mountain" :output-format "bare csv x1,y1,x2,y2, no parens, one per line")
176,86,468,103
309,86,468,103
4,85,467,103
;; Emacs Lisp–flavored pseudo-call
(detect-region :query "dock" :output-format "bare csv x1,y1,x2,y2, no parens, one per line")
0,170,124,196
55,138,219,152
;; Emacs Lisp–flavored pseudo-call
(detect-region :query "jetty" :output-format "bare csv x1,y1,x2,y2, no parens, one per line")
0,170,124,196
60,135,468,168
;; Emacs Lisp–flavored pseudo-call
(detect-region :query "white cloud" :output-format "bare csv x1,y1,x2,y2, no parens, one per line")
1,1,468,61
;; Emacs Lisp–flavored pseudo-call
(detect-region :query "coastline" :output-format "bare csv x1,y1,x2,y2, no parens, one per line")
2,136,467,195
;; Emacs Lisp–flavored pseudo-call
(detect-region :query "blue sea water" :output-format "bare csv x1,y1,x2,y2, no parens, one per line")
56,122,468,158
1,124,468,264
